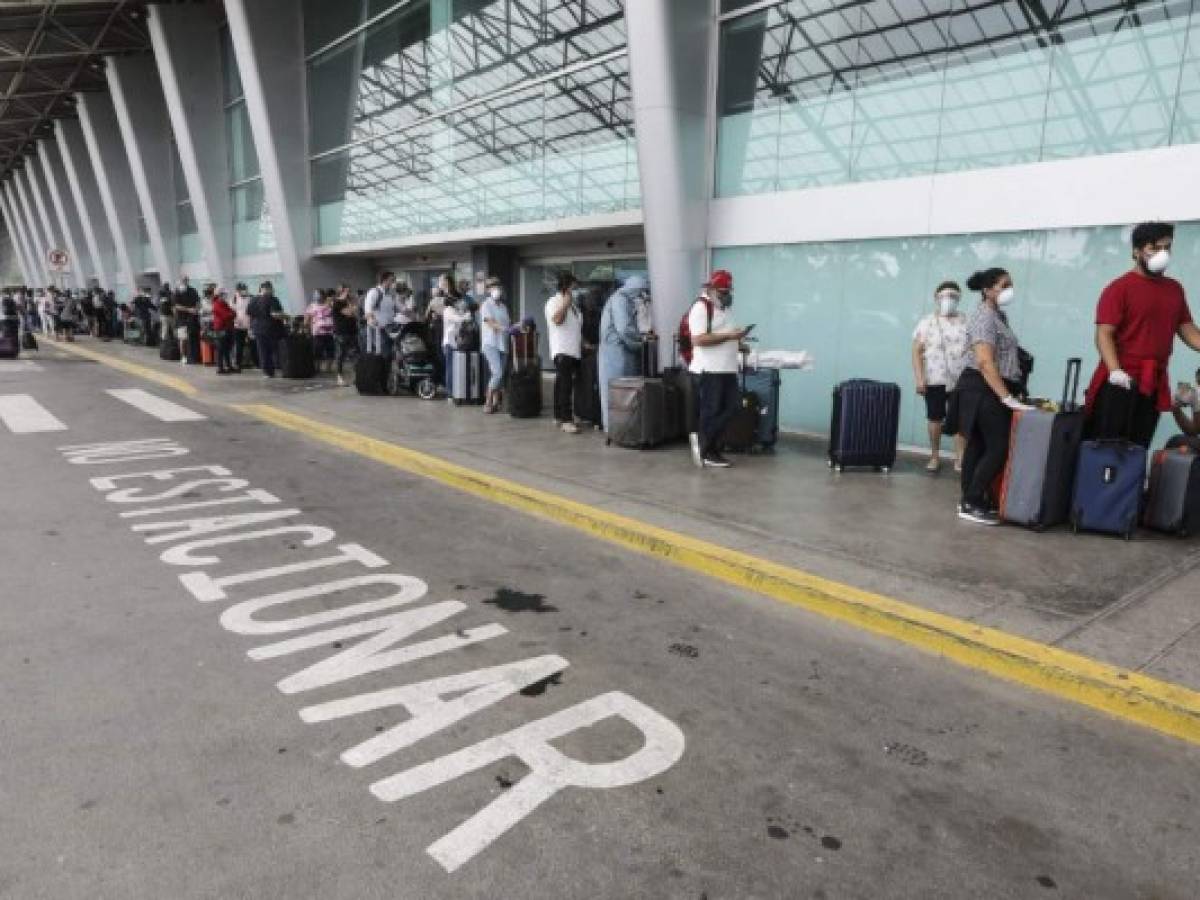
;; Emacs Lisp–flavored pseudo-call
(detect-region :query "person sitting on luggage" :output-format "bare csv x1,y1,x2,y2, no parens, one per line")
687,269,749,470
912,280,969,473
1171,369,1200,437
331,284,359,387
957,268,1034,526
546,271,583,434
480,276,511,414
1085,221,1200,449
211,287,236,375
598,274,648,433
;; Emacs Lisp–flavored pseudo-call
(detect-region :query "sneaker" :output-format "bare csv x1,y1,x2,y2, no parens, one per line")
925,457,941,473
688,432,703,468
702,453,732,468
561,422,580,434
957,502,999,526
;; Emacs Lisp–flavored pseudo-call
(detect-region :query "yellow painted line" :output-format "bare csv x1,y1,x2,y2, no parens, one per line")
234,402,1200,746
47,340,198,397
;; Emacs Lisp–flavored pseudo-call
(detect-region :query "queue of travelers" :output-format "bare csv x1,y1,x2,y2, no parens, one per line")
4,219,1198,521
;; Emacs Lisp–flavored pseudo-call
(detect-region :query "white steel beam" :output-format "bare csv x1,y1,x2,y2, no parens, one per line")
56,118,116,290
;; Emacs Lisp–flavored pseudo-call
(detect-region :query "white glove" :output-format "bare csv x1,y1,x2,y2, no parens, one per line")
1108,369,1134,390
1002,395,1035,412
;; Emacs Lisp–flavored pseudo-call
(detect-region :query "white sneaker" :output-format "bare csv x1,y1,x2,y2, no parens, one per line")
689,432,703,468
561,422,580,434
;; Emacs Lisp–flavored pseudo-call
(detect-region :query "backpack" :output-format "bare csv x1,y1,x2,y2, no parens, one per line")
677,297,713,366
456,315,480,352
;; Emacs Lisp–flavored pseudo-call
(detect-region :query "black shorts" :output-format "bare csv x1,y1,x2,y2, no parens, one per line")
923,384,948,422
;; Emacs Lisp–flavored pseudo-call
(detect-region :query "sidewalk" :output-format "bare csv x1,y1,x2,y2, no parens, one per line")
49,339,1200,693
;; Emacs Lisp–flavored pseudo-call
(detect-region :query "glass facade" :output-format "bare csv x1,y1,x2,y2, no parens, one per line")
222,25,276,257
306,0,639,246
713,224,1200,450
717,0,1200,197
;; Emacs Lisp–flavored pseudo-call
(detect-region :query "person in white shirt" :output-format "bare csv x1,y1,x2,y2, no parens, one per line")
545,270,584,434
363,272,397,356
232,282,253,370
393,283,417,326
912,280,969,473
687,269,749,469
480,276,511,413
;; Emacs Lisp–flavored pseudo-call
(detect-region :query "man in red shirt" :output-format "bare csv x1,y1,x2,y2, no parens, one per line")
1085,221,1200,448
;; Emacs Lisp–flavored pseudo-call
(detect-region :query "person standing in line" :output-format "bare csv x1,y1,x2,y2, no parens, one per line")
546,270,583,434
956,268,1034,526
686,270,748,469
479,276,510,414
597,274,648,433
37,289,54,338
1170,368,1200,438
1085,221,1200,448
247,280,285,378
363,272,397,358
912,280,969,473
331,284,359,386
305,289,336,374
211,287,237,375
232,282,252,371
173,276,201,364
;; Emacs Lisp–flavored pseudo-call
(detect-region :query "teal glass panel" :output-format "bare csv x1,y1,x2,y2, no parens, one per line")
715,220,1200,450
220,24,242,103
1171,4,1200,146
312,55,638,246
232,181,277,256
178,232,202,265
1041,4,1189,161
227,102,260,183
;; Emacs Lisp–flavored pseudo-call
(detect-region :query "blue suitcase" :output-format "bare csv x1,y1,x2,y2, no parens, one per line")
744,367,781,450
829,379,901,472
1070,440,1147,540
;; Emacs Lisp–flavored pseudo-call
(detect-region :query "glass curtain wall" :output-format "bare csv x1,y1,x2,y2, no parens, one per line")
171,139,202,265
305,0,639,247
713,223,1200,450
221,25,276,257
717,0,1200,197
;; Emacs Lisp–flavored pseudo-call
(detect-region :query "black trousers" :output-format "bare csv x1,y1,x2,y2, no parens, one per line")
698,372,741,454
553,354,580,422
335,334,357,375
256,333,277,376
234,329,249,368
959,371,1012,508
1086,382,1160,449
217,328,234,371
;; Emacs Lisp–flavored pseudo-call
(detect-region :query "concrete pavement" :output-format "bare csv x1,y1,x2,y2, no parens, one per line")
2,350,1200,898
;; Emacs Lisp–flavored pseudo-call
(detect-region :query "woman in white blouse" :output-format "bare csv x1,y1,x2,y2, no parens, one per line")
912,280,969,473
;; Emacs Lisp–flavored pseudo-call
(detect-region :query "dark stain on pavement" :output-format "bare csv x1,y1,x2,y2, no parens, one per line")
216,798,231,807
483,587,557,614
79,799,97,811
277,813,295,825
520,672,563,697
821,835,842,851
495,774,514,789
1036,875,1057,889
669,643,699,659
884,742,929,767
767,825,789,840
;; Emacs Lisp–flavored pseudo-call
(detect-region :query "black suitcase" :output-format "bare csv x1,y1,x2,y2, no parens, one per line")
355,353,389,395
0,330,18,360
278,333,316,379
159,337,181,361
829,379,901,472
21,330,38,351
574,349,602,427
608,377,668,449
721,391,762,452
508,366,543,418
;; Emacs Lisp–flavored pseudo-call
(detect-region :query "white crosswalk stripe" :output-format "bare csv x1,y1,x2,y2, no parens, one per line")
0,360,44,375
0,394,67,433
106,388,206,422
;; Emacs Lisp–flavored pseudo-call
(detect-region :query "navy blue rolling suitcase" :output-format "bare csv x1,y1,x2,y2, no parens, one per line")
1071,440,1147,540
829,379,901,472
744,367,781,450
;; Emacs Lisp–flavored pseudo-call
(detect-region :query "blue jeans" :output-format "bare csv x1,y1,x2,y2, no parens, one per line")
698,372,741,455
483,345,506,391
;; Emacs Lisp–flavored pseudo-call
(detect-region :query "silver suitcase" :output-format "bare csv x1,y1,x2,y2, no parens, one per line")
1144,447,1200,536
452,350,484,405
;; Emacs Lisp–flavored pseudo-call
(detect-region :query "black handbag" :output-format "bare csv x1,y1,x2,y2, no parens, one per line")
943,389,961,436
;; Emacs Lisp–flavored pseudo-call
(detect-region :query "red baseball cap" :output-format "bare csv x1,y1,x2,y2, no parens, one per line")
706,270,733,291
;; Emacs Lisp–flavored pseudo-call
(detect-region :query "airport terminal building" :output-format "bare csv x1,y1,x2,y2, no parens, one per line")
1,0,1199,445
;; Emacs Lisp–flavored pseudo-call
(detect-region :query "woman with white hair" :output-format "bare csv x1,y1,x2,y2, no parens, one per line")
597,274,648,433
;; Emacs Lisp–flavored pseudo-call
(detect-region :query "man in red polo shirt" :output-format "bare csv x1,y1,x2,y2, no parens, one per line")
1085,221,1200,448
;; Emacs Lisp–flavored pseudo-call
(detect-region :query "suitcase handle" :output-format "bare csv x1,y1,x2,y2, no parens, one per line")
1062,357,1082,411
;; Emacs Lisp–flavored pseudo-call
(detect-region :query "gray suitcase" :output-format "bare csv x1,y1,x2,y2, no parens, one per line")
607,377,667,449
999,359,1084,529
1144,447,1200,536
452,350,485,405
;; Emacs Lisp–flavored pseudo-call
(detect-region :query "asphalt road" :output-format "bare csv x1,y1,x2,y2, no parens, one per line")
3,353,1200,900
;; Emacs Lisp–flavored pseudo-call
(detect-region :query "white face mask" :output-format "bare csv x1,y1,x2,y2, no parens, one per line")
1146,249,1170,274
996,286,1015,308
937,293,960,315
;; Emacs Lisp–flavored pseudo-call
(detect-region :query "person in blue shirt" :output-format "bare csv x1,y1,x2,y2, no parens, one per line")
598,275,648,433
